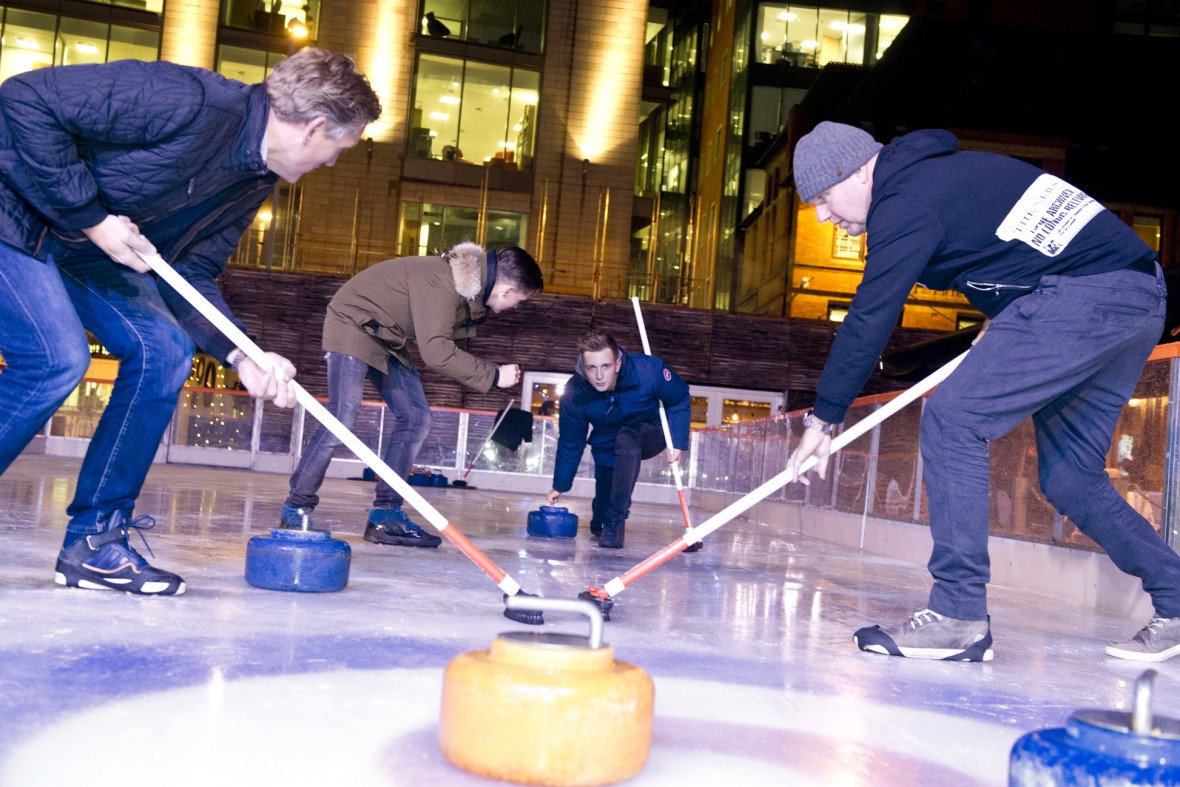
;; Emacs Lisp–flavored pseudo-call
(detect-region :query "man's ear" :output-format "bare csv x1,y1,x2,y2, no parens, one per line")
303,116,328,145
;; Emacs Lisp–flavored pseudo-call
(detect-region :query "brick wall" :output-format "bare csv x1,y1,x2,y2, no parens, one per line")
219,266,939,408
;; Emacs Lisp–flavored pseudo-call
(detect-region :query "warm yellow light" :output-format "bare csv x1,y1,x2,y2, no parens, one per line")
288,20,309,39
358,0,405,142
439,95,460,105
573,1,644,161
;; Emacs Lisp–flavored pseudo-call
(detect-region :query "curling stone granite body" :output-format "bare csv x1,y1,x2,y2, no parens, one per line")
1010,670,1180,786
526,505,578,538
245,528,350,592
440,629,653,785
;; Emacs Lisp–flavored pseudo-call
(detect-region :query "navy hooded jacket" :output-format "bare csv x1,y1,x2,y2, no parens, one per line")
0,59,278,362
812,129,1154,424
551,347,691,493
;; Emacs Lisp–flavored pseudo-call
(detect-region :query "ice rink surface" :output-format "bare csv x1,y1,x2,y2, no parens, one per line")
1,455,1175,786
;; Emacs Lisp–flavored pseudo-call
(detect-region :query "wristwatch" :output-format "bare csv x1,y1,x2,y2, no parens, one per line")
802,410,834,433
226,348,246,371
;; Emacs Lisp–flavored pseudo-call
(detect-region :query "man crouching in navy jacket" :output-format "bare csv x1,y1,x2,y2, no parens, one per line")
547,329,690,548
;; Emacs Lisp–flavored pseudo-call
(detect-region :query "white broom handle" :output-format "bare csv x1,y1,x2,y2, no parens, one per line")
463,398,515,478
600,350,968,595
631,297,684,489
692,351,965,542
135,253,531,592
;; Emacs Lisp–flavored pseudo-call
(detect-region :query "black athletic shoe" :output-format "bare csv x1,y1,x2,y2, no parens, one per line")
54,513,186,596
854,609,992,661
599,518,625,549
589,520,604,537
364,507,442,548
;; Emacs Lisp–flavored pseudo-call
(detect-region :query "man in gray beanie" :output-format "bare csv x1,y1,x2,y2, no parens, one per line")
792,121,882,204
785,122,1176,663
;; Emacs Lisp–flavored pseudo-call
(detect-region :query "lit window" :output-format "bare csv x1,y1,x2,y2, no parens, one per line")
753,5,907,67
0,9,162,82
417,0,545,53
410,54,539,171
399,201,529,257
1133,215,1162,253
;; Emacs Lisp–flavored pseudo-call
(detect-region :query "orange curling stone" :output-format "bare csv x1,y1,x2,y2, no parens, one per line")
439,597,654,786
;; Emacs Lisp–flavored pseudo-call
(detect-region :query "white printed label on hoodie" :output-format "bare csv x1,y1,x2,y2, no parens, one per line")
995,174,1103,257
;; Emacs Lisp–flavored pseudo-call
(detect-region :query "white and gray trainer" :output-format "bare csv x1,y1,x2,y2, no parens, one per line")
854,608,993,661
1106,615,1180,662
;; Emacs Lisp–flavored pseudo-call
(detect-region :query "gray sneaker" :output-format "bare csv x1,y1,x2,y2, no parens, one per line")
854,608,993,661
1106,616,1180,662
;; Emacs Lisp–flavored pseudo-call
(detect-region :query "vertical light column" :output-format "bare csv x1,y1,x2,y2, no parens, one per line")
351,0,408,143
568,1,646,163
548,0,646,298
160,0,218,68
293,0,413,270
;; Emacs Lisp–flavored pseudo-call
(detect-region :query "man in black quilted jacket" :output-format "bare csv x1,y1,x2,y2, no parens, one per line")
0,48,381,595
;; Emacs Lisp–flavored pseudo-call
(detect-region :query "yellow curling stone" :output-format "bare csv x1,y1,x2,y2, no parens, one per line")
439,597,654,786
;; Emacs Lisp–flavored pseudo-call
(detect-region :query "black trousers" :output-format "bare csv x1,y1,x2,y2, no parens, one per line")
591,420,667,526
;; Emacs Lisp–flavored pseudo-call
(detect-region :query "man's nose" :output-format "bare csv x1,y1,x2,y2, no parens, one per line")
815,205,832,223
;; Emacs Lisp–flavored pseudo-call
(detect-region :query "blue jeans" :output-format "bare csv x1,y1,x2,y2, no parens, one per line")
57,254,195,535
0,244,194,537
287,352,431,511
591,420,667,525
0,245,92,473
921,266,1178,619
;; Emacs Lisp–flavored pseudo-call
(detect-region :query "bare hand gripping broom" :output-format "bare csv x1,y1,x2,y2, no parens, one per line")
139,252,544,625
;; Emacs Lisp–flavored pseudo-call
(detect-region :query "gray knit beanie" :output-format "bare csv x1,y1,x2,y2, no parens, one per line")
793,121,883,202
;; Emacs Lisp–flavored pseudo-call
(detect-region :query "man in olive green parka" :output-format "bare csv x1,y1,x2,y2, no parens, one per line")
282,241,543,546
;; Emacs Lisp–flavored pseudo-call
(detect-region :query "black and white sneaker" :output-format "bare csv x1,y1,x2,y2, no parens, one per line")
854,608,992,661
55,513,186,596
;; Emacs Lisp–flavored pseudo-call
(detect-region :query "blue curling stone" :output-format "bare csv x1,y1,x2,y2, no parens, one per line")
1010,676,1180,786
245,528,351,592
408,471,433,486
527,505,578,538
432,473,449,487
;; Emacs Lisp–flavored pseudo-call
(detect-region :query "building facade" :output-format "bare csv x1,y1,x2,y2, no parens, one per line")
0,0,1174,360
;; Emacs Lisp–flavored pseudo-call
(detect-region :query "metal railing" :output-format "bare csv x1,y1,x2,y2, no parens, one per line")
31,344,1180,553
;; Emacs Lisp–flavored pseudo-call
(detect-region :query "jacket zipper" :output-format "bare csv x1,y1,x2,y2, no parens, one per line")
964,280,1036,293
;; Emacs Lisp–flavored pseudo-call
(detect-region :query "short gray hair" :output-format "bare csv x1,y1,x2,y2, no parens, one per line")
266,47,381,138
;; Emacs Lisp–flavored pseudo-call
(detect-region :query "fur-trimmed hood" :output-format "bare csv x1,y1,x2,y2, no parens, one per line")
445,241,487,301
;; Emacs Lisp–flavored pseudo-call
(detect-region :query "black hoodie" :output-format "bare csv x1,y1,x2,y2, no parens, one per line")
812,129,1154,423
